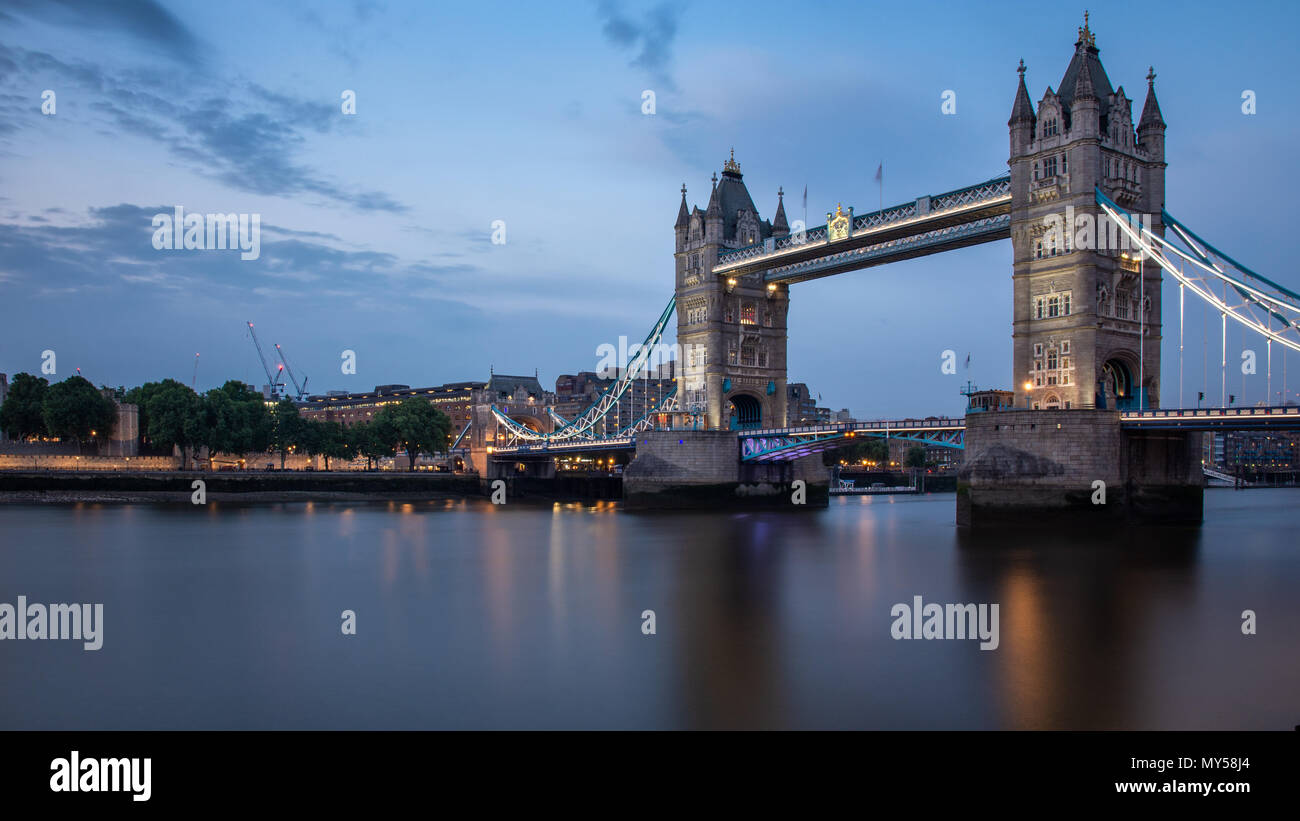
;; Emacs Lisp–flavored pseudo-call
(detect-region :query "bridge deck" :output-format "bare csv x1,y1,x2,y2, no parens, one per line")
712,176,1010,282
1119,406,1300,430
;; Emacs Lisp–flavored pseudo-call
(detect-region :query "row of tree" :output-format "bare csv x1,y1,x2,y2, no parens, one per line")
1,374,454,470
822,437,929,469
0,374,116,447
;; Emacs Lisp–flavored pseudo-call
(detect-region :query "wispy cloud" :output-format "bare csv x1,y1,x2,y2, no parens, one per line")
1,0,203,62
0,44,407,213
595,0,683,92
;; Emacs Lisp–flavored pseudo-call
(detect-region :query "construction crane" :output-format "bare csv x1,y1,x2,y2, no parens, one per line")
246,322,284,400
191,353,200,390
274,343,309,401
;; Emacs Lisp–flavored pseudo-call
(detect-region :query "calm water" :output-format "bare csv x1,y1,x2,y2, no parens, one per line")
0,491,1297,730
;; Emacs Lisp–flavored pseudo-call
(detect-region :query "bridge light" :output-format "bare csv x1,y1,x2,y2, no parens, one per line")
1023,381,1034,392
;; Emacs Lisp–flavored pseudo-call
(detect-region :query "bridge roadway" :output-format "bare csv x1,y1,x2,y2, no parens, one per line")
712,175,1011,284
484,406,1300,462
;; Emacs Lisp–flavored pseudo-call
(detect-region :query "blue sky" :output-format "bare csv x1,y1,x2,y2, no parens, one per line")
1,0,1298,417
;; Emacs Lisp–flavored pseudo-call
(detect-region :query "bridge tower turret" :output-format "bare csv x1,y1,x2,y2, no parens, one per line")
675,152,790,430
1008,14,1165,411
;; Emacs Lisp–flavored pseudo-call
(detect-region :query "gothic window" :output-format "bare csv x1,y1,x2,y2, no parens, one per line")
1116,290,1130,319
741,345,756,366
1061,292,1070,315
1060,153,1068,174
1043,156,1057,178
1035,240,1044,259
1043,118,1059,137
1047,349,1059,369
1047,296,1060,317
1033,343,1044,357
1061,340,1071,354
1033,162,1040,180
1035,297,1043,319
725,303,735,323
740,303,756,325
727,343,737,365
757,348,768,367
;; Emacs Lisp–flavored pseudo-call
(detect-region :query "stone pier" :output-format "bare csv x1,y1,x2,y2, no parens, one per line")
957,409,1203,528
622,430,829,509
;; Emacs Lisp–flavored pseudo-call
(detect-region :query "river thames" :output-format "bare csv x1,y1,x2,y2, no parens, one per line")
1,490,1296,730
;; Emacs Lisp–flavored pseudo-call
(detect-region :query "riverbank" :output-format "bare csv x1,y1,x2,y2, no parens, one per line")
0,470,481,504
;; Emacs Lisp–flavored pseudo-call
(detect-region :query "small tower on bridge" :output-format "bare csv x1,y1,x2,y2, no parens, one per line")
675,151,790,429
1008,14,1167,410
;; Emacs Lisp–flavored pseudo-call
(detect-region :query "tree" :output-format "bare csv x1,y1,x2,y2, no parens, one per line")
304,420,347,470
347,420,396,470
41,376,115,451
201,381,272,463
823,436,889,467
139,379,206,467
0,372,49,440
377,398,453,470
905,445,927,469
271,398,305,469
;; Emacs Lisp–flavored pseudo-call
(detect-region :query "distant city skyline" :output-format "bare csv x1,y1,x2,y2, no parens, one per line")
2,1,1298,417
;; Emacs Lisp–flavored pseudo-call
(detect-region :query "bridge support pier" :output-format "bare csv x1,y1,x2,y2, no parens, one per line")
957,409,1203,528
623,430,829,509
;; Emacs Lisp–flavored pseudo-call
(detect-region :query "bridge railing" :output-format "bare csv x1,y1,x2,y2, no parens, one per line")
743,418,966,438
715,175,1010,268
1121,406,1300,420
489,436,636,455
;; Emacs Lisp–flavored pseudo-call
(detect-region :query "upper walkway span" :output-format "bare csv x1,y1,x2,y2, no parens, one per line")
712,175,1010,283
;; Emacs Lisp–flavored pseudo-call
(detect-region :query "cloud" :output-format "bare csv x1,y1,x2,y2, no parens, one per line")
1,0,202,62
0,204,477,306
0,44,407,213
595,0,683,92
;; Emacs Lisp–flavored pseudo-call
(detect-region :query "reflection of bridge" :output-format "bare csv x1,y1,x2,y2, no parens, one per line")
477,17,1299,521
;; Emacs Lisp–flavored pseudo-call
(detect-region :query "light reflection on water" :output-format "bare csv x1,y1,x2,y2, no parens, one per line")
0,490,1296,729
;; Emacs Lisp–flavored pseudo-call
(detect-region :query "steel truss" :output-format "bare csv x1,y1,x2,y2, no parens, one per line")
491,295,677,442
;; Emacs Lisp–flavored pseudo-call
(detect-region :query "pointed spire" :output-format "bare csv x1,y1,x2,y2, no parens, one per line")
1008,59,1036,125
706,172,721,219
1139,66,1166,130
675,183,689,229
1073,53,1097,101
772,187,788,233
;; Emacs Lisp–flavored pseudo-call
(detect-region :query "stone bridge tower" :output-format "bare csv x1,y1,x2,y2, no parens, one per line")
1009,14,1167,410
674,152,790,429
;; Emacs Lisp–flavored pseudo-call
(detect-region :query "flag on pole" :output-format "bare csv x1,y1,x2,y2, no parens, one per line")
874,162,882,183
964,353,971,369
875,162,883,211
802,184,807,210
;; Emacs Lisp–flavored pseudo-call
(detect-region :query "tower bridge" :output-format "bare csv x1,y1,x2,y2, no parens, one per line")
479,15,1300,523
